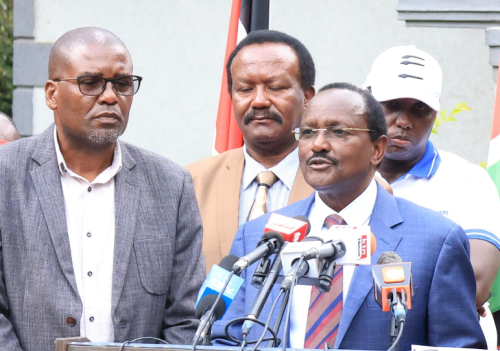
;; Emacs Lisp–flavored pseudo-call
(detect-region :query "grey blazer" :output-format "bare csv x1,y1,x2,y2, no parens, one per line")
0,125,205,351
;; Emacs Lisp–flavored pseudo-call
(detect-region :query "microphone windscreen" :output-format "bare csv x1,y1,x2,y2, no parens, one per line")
262,230,285,246
219,255,240,271
195,295,216,318
195,295,227,319
293,215,311,235
377,251,403,265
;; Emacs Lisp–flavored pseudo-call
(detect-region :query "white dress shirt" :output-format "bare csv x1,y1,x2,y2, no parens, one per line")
238,145,300,226
54,127,122,342
289,179,378,348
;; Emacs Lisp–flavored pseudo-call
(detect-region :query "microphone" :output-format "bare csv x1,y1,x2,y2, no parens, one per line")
252,215,311,288
301,240,346,261
196,255,245,316
372,251,413,319
232,231,285,274
281,227,376,284
193,295,226,345
243,216,311,335
372,252,412,346
280,258,310,291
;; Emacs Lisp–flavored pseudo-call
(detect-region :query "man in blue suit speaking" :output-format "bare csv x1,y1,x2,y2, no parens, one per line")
213,82,486,349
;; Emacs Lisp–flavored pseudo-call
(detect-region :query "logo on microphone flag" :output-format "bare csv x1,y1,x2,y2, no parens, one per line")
196,265,244,317
358,234,368,259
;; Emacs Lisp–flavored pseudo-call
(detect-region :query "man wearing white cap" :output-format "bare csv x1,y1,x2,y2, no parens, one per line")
364,45,500,347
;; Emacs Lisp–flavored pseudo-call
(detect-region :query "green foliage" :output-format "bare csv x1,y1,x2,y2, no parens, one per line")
432,102,471,134
0,0,13,117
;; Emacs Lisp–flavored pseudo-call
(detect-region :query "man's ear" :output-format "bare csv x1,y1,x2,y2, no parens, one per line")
303,86,315,107
372,135,387,166
45,81,58,111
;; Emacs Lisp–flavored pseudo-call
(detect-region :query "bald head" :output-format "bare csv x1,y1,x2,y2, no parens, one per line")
0,112,21,142
48,27,131,79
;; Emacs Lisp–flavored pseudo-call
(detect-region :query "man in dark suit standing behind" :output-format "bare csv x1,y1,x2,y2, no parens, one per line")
0,27,204,351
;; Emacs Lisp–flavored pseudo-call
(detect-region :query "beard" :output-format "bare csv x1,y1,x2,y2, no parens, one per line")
87,127,123,143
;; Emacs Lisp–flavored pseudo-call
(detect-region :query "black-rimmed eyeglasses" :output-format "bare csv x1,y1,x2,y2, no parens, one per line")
54,75,143,96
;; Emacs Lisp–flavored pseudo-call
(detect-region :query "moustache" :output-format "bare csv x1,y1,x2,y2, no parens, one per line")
243,109,283,125
306,151,339,166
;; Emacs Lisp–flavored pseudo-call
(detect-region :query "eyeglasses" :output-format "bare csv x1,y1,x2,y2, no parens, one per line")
293,127,375,141
53,75,143,96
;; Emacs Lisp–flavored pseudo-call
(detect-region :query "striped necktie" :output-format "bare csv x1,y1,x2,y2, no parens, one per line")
305,214,346,349
247,171,278,221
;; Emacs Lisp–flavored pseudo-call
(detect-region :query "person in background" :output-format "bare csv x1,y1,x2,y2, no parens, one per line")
364,45,500,348
186,30,316,271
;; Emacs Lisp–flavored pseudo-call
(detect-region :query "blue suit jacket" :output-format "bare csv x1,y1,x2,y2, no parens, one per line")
213,184,486,350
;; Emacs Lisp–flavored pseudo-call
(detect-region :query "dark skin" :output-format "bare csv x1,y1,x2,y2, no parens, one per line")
230,43,315,169
378,98,436,184
378,97,500,313
45,44,133,182
298,89,386,212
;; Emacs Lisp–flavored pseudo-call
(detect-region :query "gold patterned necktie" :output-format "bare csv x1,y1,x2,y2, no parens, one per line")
247,171,278,221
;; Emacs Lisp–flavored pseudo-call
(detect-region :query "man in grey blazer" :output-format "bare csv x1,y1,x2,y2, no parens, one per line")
0,27,205,351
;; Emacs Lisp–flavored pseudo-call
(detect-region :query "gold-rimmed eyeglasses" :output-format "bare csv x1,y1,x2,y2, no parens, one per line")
53,75,142,96
293,127,375,141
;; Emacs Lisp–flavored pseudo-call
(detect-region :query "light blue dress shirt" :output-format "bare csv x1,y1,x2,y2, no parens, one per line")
238,145,300,227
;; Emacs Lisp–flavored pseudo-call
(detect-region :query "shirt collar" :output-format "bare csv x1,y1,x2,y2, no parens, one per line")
241,145,300,190
311,178,377,228
401,140,441,180
54,126,123,183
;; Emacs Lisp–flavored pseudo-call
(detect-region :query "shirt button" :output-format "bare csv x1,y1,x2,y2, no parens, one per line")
86,232,92,238
87,271,93,277
67,316,77,326
89,316,94,322
88,186,92,192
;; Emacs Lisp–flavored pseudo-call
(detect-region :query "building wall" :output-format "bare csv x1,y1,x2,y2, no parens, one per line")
271,0,495,166
19,0,496,166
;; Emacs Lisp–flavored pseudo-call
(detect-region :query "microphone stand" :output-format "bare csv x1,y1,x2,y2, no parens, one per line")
388,289,406,350
243,254,283,336
267,289,290,347
191,270,235,351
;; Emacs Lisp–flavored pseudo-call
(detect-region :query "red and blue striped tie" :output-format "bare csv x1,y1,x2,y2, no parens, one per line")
304,214,346,349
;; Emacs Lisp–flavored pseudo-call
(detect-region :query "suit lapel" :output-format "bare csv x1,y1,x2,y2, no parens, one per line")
111,143,140,315
30,126,80,297
287,168,314,205
217,148,245,258
335,184,403,348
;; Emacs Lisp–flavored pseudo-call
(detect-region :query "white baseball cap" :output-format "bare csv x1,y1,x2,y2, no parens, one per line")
363,45,442,111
